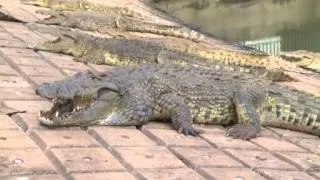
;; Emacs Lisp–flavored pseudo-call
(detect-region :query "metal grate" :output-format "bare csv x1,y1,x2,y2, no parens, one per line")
239,36,281,55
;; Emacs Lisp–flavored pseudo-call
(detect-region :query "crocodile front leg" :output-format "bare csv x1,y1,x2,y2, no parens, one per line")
157,94,201,136
226,86,265,140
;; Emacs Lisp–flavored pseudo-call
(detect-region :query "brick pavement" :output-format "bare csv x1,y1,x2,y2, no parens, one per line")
0,0,320,180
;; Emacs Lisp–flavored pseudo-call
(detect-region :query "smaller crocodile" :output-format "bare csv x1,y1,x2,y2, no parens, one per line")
28,24,273,78
280,50,320,73
28,24,320,84
35,9,204,42
21,0,144,19
36,64,320,139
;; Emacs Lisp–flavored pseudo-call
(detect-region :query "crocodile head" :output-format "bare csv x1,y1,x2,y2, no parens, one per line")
34,31,88,57
38,85,123,127
36,70,125,127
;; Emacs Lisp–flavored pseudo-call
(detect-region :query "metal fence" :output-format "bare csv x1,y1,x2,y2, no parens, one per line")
239,36,281,55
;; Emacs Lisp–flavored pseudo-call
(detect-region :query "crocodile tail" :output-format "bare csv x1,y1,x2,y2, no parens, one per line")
261,84,320,136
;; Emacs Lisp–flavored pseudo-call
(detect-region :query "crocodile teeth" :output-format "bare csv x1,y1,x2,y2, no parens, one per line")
55,111,59,118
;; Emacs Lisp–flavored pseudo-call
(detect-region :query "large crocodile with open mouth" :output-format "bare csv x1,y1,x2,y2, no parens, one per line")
36,64,320,140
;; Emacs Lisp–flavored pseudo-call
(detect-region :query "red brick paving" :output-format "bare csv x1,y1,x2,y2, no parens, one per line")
200,131,262,150
114,146,187,169
0,130,37,149
276,152,320,171
89,126,157,147
71,172,136,180
257,169,318,180
287,137,320,154
0,148,56,176
4,175,65,180
225,149,297,170
143,128,210,147
199,168,266,180
0,0,319,179
30,129,99,150
0,115,19,130
49,147,126,173
171,147,244,168
138,168,206,180
250,137,307,152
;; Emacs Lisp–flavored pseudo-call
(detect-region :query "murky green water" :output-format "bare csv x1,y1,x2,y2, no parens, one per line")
153,0,320,54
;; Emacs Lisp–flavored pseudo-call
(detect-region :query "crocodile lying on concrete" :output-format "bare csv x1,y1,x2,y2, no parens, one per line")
22,0,320,76
21,0,144,19
30,24,274,74
22,0,204,42
28,24,320,83
280,50,320,73
36,64,320,139
35,9,204,42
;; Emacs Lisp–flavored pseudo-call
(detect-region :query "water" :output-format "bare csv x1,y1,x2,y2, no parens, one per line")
153,0,320,54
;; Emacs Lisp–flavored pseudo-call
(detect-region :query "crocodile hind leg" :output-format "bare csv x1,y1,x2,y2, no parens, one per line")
157,94,201,136
226,86,265,140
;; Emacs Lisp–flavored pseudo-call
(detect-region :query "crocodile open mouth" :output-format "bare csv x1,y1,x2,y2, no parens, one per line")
38,97,93,123
38,87,123,127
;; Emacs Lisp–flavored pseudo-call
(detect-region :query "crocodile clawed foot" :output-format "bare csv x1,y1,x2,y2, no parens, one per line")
226,124,258,140
177,124,203,136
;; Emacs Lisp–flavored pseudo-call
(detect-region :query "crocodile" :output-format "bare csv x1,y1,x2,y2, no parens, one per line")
28,24,320,83
36,64,320,139
25,1,320,73
22,0,205,42
29,25,285,80
280,50,320,73
21,0,320,75
35,9,204,42
21,0,144,19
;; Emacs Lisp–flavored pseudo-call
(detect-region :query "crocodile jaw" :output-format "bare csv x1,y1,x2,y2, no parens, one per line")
38,89,123,127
